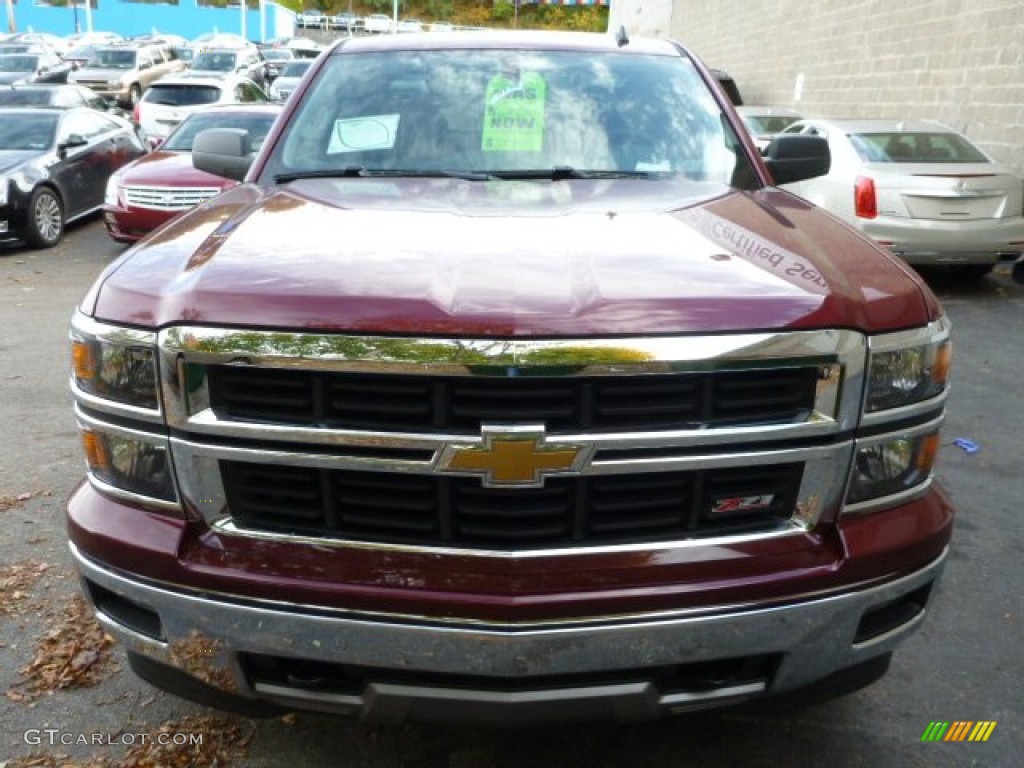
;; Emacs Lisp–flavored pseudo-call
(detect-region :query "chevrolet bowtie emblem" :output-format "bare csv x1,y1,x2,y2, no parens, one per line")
438,425,591,488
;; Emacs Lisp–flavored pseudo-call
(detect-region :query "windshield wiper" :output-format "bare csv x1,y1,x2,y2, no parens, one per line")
485,167,666,181
274,167,493,183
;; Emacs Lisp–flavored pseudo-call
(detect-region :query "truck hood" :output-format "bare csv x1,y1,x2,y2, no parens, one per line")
89,177,934,335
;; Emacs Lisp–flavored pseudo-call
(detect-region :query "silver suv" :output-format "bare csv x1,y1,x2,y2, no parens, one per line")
68,43,185,107
188,47,267,89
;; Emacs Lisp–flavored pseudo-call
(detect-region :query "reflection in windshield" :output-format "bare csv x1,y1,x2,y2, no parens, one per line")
279,61,312,79
164,112,278,152
266,49,751,186
144,84,221,107
0,55,38,72
88,49,137,69
743,116,799,134
192,52,237,72
0,113,58,150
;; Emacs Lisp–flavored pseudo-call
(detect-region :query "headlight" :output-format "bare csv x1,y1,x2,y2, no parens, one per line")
110,79,125,88
846,316,951,513
104,174,122,207
846,424,941,506
71,313,159,411
80,427,177,504
865,318,951,414
0,177,8,206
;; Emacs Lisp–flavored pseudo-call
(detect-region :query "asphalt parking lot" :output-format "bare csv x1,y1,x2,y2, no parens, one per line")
0,218,1021,767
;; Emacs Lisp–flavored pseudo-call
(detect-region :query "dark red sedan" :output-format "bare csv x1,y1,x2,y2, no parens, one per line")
102,102,281,243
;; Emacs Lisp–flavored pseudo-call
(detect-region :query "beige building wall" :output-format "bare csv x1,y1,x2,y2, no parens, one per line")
666,0,1024,173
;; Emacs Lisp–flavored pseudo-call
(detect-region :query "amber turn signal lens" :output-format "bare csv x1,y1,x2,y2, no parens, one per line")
916,432,941,473
932,342,952,388
81,430,110,471
72,340,96,381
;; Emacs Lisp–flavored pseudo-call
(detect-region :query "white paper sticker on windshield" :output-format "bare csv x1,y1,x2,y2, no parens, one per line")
328,114,400,154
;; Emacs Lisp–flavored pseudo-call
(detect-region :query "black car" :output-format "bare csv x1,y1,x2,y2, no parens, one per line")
0,107,147,248
0,83,115,111
0,52,73,85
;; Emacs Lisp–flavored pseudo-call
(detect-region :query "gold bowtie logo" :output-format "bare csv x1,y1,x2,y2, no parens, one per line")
438,426,591,488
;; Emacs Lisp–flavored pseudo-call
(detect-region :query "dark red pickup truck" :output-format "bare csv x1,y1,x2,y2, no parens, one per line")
68,30,954,724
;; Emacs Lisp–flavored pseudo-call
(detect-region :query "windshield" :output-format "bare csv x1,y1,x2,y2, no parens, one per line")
0,89,51,106
66,45,97,60
164,110,278,152
0,112,58,149
279,61,312,79
0,55,37,72
192,51,237,71
742,115,799,134
264,50,292,62
88,49,137,69
849,132,991,164
262,49,751,185
144,83,222,106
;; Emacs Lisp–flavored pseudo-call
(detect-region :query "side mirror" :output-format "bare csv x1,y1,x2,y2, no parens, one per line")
763,134,830,185
192,128,253,181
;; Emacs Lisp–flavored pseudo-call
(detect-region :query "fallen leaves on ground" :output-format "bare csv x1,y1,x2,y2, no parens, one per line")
0,489,52,510
10,594,116,703
5,756,112,768
118,714,255,767
0,560,53,618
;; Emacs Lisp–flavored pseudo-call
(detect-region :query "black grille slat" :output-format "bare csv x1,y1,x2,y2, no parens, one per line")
711,371,818,420
334,474,438,535
589,474,690,535
208,368,317,422
205,367,820,433
457,521,570,541
448,381,577,429
220,463,803,549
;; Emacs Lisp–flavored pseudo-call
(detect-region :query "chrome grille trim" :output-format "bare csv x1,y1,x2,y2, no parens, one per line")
159,327,867,551
172,436,852,556
159,328,867,440
123,185,223,211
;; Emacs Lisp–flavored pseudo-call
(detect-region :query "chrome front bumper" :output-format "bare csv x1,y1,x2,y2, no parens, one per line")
71,542,946,723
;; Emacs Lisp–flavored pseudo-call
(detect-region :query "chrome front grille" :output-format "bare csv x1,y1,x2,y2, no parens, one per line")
123,185,222,211
161,329,868,552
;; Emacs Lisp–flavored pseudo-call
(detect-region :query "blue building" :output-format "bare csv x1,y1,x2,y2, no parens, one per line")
4,0,296,43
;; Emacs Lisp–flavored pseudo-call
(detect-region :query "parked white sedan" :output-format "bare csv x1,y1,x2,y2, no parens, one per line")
779,118,1024,278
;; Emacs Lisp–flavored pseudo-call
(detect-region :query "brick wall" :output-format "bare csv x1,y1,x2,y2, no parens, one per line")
668,0,1024,173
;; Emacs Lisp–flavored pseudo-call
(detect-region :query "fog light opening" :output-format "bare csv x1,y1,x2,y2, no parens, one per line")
86,579,165,641
854,582,933,645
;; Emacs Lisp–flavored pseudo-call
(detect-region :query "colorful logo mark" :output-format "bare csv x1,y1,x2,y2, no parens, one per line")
921,721,997,742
